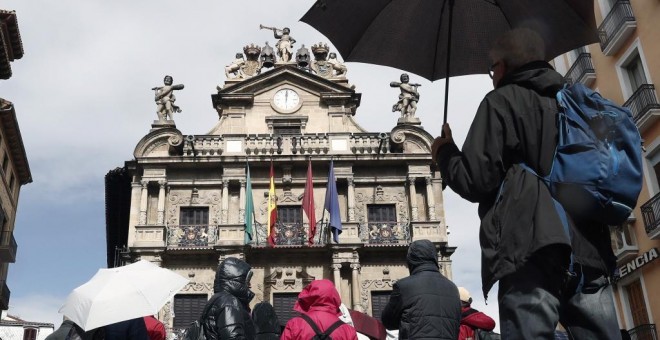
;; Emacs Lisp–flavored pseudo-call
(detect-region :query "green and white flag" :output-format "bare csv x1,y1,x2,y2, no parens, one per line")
244,164,255,245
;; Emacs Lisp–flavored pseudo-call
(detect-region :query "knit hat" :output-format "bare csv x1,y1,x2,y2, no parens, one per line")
458,287,472,304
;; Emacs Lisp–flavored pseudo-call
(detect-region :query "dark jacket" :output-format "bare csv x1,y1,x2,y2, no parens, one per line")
46,320,86,340
436,61,616,298
381,240,461,340
281,279,358,340
104,318,149,340
202,257,256,340
252,302,281,340
458,307,496,340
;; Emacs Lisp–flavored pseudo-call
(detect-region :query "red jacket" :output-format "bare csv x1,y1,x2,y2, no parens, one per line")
281,279,358,340
143,316,166,340
458,307,496,340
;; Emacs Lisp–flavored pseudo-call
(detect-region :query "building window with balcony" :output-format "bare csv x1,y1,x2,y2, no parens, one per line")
619,45,660,130
180,207,209,225
366,204,408,244
368,204,396,223
175,207,210,247
624,55,647,94
275,206,305,245
173,294,208,329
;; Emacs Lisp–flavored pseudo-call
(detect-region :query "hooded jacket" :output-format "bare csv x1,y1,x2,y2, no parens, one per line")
202,257,256,340
252,302,281,340
436,61,616,298
381,240,461,340
281,279,358,340
458,307,496,340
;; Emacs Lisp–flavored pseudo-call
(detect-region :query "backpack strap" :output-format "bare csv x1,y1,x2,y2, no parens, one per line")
298,314,345,338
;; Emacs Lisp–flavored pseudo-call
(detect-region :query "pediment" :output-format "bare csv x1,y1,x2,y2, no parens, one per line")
134,127,184,158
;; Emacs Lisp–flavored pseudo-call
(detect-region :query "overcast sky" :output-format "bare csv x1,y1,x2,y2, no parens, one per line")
3,0,499,330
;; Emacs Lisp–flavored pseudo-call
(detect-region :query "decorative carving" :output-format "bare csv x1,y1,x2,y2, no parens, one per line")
180,281,213,293
167,190,221,225
327,52,347,77
242,44,263,77
310,43,333,78
360,279,396,313
264,266,315,291
354,189,408,223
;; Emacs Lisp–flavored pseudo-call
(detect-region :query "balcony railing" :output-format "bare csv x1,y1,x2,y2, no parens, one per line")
598,1,637,55
640,192,660,239
565,53,596,87
0,230,17,263
167,225,217,247
252,222,316,246
0,279,10,310
628,324,657,340
624,84,660,123
184,133,391,157
359,221,411,245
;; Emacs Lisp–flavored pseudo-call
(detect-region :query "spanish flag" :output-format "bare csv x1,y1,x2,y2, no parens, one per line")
267,161,277,246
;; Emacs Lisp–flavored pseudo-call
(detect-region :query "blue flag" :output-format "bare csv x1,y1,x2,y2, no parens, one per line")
324,160,342,243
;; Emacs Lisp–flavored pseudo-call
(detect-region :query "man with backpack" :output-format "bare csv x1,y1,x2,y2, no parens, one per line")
432,28,638,339
281,279,358,340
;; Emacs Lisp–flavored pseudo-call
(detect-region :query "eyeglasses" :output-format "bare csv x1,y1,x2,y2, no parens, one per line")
488,62,500,79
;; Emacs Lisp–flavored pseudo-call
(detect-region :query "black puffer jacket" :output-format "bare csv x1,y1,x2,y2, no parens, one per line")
437,61,616,298
202,257,256,340
381,240,461,340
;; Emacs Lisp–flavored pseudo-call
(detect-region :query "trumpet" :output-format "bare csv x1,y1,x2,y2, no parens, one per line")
259,24,278,31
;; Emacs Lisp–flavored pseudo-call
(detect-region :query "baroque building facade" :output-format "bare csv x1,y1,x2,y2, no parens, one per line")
553,1,660,338
106,38,453,336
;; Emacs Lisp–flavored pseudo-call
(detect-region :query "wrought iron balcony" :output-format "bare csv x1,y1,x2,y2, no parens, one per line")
359,221,411,245
252,221,313,246
565,53,596,87
640,192,660,240
167,225,218,248
0,279,9,310
0,230,17,263
598,1,637,56
628,324,657,340
624,84,660,132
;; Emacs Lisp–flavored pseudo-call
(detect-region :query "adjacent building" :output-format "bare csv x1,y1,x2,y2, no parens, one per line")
0,9,33,313
553,1,660,338
0,311,53,340
105,38,454,336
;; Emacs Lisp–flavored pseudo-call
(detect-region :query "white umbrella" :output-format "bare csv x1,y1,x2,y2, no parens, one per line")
59,260,189,331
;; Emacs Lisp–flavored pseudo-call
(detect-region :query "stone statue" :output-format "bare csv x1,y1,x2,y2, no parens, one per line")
241,44,263,77
225,53,246,78
260,25,296,63
327,52,347,77
152,75,184,121
260,42,276,68
390,73,421,118
310,43,333,78
296,44,311,68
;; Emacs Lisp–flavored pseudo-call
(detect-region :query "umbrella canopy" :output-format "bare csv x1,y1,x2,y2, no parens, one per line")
301,0,598,81
59,260,189,331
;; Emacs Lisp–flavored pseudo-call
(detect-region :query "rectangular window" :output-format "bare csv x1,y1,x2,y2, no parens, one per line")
368,204,397,223
273,292,299,326
278,206,302,224
180,207,209,225
273,126,301,135
371,291,392,321
23,328,37,340
173,294,208,328
625,55,647,92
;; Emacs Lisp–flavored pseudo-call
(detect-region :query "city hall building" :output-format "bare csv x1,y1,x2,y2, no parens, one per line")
105,37,454,335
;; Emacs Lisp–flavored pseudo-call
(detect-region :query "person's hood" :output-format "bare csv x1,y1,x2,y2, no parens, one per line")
461,308,496,331
497,61,564,97
293,279,341,315
252,302,281,335
214,257,253,304
406,239,439,275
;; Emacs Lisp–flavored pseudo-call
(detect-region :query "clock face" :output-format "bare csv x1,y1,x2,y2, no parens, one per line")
273,89,301,112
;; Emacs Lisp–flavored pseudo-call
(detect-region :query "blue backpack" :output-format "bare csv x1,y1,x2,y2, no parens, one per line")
529,83,643,226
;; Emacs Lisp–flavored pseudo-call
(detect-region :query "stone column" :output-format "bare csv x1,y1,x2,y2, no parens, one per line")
350,263,361,311
157,180,166,224
239,179,246,224
139,180,148,225
425,176,436,220
332,264,342,296
408,177,418,222
221,179,229,224
347,177,356,222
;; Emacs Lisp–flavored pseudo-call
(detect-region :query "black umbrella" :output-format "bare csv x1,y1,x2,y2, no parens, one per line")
301,0,598,125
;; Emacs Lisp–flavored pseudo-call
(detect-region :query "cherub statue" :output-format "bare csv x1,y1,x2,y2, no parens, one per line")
225,53,246,79
390,73,421,118
327,52,347,77
152,75,184,121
